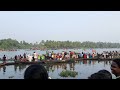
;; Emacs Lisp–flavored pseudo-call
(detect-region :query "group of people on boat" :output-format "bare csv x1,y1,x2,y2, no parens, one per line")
16,50,120,62
12,51,97,62
1,50,120,63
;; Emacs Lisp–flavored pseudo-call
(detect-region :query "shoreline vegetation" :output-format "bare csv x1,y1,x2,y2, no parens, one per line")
0,38,120,51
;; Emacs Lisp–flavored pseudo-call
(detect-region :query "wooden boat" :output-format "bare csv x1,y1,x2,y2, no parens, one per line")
0,58,116,67
4,61,45,66
75,58,113,61
0,57,114,61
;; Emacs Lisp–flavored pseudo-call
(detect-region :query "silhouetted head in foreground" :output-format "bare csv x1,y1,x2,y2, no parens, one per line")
24,64,48,79
88,69,112,79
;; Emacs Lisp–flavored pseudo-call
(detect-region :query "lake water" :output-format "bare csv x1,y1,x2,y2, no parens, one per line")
0,48,118,79
0,60,116,79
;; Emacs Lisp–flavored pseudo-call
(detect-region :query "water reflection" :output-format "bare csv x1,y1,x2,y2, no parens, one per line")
88,60,92,65
3,66,6,75
3,66,6,72
0,60,113,79
69,63,75,71
14,64,17,73
13,64,28,73
45,60,112,72
0,60,112,73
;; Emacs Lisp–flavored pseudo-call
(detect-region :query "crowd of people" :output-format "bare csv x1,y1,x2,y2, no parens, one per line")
1,50,119,63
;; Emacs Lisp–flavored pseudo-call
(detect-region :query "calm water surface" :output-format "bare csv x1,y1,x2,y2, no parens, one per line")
0,60,116,79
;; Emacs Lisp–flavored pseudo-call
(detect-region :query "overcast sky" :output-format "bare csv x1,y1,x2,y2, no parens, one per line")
0,11,120,43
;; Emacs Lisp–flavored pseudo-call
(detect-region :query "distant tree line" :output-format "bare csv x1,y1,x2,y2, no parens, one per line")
0,38,120,50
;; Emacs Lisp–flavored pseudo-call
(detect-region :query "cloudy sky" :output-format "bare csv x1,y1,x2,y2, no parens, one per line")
0,11,120,43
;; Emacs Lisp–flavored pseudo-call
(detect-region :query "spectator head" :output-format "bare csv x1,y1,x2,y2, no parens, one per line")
24,64,48,79
88,69,112,79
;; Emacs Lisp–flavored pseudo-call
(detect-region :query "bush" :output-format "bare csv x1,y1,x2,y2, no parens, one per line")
59,70,78,77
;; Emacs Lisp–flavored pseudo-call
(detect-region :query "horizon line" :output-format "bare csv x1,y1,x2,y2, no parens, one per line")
0,38,120,44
